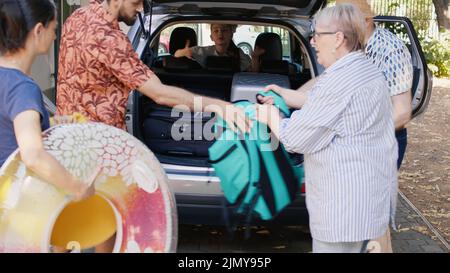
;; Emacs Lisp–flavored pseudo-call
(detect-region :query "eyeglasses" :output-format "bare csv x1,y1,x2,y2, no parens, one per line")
309,21,340,41
310,31,338,39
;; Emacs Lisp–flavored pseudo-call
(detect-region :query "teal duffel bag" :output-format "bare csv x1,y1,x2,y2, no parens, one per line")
208,92,303,228
208,125,259,205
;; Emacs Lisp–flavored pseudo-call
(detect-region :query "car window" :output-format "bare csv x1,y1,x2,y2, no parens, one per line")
156,23,291,60
234,25,291,60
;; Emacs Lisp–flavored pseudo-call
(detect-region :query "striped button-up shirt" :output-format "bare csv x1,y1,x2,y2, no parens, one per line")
279,52,398,242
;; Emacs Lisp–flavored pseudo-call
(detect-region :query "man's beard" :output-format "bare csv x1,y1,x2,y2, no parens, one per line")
118,14,137,26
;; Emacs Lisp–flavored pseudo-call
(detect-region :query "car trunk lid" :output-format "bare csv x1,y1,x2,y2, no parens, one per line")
146,0,326,17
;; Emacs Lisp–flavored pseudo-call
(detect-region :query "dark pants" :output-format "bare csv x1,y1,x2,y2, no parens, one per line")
395,128,408,170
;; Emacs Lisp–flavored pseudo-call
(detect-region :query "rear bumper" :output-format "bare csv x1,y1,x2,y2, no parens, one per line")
162,163,309,226
175,193,309,226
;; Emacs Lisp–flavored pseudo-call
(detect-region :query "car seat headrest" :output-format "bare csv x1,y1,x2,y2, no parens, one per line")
169,27,198,55
254,32,283,62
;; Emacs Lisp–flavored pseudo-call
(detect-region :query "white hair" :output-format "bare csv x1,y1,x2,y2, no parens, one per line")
313,4,366,51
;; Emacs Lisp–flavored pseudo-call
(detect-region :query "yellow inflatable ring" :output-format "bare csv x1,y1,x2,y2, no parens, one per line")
0,122,177,252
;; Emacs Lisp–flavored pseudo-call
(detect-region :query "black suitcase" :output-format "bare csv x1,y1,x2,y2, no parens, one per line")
142,104,218,157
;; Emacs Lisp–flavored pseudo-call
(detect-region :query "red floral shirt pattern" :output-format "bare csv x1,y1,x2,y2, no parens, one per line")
56,2,153,129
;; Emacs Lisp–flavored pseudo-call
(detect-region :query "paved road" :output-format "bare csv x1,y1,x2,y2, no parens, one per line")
177,194,448,253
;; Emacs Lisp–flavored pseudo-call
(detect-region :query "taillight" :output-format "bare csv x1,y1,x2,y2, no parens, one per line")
301,183,306,194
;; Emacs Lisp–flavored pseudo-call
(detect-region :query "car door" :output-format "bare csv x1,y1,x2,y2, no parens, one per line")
374,16,433,118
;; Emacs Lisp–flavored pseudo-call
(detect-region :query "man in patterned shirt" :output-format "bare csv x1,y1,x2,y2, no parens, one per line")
336,0,413,170
56,0,249,132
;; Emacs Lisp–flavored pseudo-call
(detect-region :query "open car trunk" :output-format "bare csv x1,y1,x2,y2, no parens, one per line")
139,70,293,167
135,16,314,167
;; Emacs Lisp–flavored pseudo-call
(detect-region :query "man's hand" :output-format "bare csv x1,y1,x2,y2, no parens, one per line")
174,40,193,58
207,101,251,133
221,104,251,134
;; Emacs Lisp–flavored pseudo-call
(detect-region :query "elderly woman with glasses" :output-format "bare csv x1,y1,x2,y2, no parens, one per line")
255,4,398,253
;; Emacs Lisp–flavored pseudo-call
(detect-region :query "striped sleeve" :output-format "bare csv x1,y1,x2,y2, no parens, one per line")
280,82,348,154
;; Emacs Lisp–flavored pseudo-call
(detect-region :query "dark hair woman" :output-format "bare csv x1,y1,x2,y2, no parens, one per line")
0,0,94,201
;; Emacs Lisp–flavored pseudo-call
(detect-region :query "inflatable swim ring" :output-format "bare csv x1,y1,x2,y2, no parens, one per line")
0,122,177,253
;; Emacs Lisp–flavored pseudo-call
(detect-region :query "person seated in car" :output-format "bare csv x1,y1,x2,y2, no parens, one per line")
174,23,264,72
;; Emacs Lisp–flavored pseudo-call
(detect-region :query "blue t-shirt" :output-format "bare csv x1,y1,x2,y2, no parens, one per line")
0,67,50,167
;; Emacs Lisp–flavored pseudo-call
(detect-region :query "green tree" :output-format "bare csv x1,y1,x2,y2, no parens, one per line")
432,0,449,30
